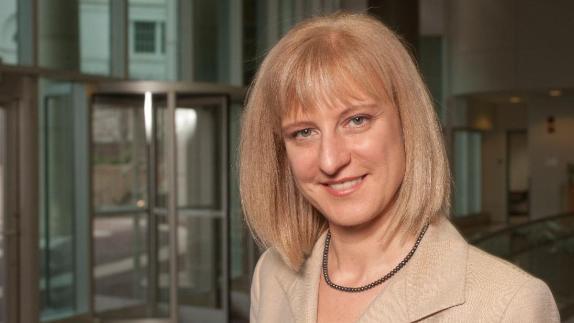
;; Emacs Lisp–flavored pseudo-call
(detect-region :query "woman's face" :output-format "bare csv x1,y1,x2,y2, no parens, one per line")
281,96,406,228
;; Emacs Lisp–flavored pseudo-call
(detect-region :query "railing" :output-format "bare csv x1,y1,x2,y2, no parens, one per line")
470,213,574,321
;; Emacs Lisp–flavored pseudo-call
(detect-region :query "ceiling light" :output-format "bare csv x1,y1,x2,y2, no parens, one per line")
549,89,562,97
509,96,522,104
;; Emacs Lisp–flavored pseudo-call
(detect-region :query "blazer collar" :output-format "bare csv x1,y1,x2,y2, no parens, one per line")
275,218,468,323
404,218,467,321
280,231,325,323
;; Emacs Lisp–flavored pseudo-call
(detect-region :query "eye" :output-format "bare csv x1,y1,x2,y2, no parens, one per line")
348,115,370,127
293,128,314,138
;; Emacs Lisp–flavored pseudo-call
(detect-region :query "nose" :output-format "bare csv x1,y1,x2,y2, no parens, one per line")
318,132,351,176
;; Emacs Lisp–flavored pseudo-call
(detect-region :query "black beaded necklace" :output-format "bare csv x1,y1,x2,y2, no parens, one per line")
322,223,429,293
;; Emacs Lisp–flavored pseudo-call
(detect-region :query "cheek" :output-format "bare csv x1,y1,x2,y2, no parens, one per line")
353,123,406,177
285,144,318,184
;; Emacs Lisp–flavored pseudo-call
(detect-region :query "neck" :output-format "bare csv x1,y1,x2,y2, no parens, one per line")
326,213,417,287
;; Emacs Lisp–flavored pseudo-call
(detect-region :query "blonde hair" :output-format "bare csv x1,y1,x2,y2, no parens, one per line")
240,12,451,271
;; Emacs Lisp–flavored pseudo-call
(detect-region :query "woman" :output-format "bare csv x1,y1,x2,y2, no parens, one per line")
240,13,559,323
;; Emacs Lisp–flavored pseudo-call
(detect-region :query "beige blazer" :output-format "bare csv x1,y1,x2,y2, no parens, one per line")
250,218,560,322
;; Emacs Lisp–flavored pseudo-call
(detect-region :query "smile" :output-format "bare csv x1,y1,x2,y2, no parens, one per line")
323,175,366,196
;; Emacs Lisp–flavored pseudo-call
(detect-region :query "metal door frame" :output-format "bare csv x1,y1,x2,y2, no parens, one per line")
40,80,92,322
90,81,243,323
171,94,230,322
0,99,20,323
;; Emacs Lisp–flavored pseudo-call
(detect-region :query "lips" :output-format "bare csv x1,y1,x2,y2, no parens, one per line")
323,175,366,196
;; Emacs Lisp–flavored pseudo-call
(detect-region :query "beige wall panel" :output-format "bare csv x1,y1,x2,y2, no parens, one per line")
448,0,574,94
528,98,574,218
451,52,515,95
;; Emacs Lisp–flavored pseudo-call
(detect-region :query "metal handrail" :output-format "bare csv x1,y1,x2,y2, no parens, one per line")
470,212,574,244
468,212,574,321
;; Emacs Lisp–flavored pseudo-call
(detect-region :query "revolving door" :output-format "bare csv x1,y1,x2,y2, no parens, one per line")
90,82,247,323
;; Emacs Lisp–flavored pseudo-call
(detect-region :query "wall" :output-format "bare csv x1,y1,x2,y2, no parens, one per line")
472,95,574,221
465,98,528,223
447,0,574,96
529,97,574,218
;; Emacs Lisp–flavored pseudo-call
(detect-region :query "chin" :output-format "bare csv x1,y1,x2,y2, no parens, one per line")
322,208,382,229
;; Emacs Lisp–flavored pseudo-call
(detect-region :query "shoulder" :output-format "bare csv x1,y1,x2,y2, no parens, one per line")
466,245,532,288
252,248,284,292
250,248,300,322
464,246,560,322
253,248,296,285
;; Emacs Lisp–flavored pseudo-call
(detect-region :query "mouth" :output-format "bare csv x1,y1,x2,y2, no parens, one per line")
322,175,366,196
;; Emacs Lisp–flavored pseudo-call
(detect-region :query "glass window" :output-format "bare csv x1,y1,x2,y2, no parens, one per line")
419,35,444,119
92,98,148,210
39,0,112,74
0,0,18,64
91,94,169,320
93,212,149,313
454,130,482,216
134,21,157,53
41,94,77,319
129,0,177,80
80,0,111,75
40,81,91,321
155,96,227,321
39,1,80,70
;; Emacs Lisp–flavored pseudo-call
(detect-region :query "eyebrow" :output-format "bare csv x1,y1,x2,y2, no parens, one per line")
280,103,379,133
339,103,379,118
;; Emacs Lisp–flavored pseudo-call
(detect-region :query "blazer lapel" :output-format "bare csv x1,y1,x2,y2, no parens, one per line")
405,219,467,321
275,231,326,323
360,219,468,322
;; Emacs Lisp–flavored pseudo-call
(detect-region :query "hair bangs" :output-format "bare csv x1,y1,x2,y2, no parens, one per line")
277,30,391,121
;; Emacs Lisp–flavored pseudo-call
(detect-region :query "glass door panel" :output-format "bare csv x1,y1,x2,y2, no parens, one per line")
39,81,91,322
92,211,148,313
92,99,148,210
91,89,231,323
91,94,169,320
156,96,229,322
42,95,77,317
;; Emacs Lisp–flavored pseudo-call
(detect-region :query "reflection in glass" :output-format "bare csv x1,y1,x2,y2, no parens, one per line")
92,100,147,209
39,0,112,73
175,107,220,209
156,214,171,317
156,215,223,315
128,0,177,80
454,131,482,216
178,216,222,309
39,1,80,70
92,97,148,314
93,213,148,313
473,215,574,318
0,0,18,64
80,0,111,75
92,94,171,319
155,98,226,321
156,105,220,208
41,95,77,318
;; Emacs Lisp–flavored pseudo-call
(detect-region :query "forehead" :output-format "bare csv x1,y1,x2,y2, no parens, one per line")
279,74,392,124
270,27,395,126
282,94,380,124
280,73,385,116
